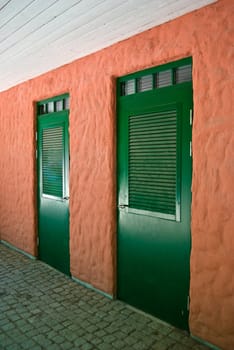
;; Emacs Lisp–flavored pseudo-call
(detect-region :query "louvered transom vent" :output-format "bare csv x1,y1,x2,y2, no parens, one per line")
120,62,192,96
128,109,178,218
138,75,153,92
175,65,192,83
38,96,69,115
42,126,64,198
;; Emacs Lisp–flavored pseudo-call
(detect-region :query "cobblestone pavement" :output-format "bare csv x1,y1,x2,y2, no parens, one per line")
0,243,210,350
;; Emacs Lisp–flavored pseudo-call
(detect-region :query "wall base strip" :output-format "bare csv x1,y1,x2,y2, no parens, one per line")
0,240,36,260
72,276,113,300
191,334,221,350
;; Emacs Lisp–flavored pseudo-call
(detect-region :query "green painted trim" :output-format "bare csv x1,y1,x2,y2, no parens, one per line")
37,93,69,105
191,334,221,350
0,240,37,260
72,276,114,300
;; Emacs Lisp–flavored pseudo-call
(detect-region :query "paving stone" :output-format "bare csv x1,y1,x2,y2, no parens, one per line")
94,329,107,338
80,343,94,350
21,338,38,349
53,323,65,331
13,334,29,344
0,318,10,327
62,330,78,341
168,344,191,350
14,319,28,328
121,325,135,335
97,342,113,350
0,334,14,347
112,339,127,349
1,323,15,332
132,341,150,350
60,341,73,350
5,344,20,350
73,338,86,346
54,335,67,344
177,335,199,347
32,334,52,347
86,324,99,333
8,314,21,322
46,345,59,350
192,345,212,350
47,330,59,340
0,243,211,350
90,337,103,346
151,337,177,350
24,328,41,338
36,325,51,334
19,324,34,334
124,335,138,346
103,334,116,343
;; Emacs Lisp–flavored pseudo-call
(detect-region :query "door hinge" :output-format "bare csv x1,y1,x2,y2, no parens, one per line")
36,149,38,159
37,236,39,246
190,109,193,126
190,141,192,157
36,132,38,141
118,204,129,209
187,295,190,311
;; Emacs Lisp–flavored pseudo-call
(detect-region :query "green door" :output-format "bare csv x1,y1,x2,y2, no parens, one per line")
37,95,70,275
117,58,193,330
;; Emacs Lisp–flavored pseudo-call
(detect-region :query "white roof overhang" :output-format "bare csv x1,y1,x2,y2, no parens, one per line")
0,0,216,92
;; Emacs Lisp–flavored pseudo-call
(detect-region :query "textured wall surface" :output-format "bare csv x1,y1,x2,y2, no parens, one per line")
0,0,233,349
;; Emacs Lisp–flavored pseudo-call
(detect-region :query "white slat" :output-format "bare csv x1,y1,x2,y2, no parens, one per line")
0,0,106,60
0,0,35,32
0,0,81,53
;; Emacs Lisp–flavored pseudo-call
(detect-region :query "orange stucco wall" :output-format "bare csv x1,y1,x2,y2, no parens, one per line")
0,0,233,349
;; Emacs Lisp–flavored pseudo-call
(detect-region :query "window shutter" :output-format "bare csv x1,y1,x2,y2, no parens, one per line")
41,126,64,198
128,109,179,219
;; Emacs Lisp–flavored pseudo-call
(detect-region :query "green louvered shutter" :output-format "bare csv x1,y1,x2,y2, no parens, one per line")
41,126,64,198
128,108,180,220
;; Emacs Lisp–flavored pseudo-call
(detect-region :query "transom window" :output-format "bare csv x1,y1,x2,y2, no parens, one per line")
120,60,192,96
38,94,69,115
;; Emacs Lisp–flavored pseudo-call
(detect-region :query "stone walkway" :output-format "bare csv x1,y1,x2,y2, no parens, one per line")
0,243,210,350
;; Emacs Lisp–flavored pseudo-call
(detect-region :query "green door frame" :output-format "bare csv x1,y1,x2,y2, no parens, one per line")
117,57,193,330
37,93,70,275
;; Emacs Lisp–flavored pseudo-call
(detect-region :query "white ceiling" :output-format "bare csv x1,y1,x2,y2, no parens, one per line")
0,0,216,92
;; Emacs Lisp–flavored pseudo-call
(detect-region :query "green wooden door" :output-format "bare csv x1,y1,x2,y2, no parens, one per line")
117,58,193,330
37,95,70,275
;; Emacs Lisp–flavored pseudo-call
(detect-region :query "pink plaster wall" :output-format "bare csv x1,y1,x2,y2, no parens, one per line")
0,0,233,348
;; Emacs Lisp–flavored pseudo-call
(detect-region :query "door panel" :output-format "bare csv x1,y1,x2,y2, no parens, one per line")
117,62,192,330
38,110,70,275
